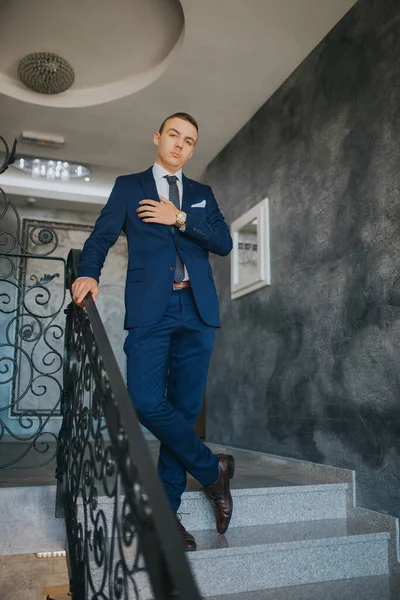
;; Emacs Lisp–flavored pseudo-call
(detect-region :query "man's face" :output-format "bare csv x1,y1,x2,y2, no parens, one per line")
154,117,198,173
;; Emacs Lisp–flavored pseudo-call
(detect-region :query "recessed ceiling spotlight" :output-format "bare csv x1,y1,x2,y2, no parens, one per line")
12,156,90,182
27,197,36,204
84,177,90,182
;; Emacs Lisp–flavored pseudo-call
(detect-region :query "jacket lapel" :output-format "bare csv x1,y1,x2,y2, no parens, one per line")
138,167,159,201
182,174,197,212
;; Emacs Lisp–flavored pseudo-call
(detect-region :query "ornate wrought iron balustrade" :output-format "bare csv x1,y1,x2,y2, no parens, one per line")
57,249,201,600
0,135,63,470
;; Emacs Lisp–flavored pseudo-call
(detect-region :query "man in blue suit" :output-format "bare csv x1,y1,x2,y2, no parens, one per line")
72,113,234,551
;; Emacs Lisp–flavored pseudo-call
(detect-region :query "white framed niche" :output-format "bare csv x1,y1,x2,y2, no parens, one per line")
230,197,270,300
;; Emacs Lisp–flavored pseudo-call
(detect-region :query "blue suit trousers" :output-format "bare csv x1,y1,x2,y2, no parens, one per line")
124,287,220,512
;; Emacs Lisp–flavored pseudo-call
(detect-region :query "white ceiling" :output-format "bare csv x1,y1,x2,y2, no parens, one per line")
0,0,356,207
0,0,184,106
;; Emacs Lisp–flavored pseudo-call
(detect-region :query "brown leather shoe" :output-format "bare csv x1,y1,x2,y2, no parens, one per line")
177,519,197,552
204,454,235,534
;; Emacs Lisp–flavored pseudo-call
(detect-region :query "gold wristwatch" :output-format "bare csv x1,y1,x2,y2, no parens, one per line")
175,211,187,228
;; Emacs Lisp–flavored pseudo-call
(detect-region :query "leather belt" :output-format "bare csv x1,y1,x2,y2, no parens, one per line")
173,281,191,290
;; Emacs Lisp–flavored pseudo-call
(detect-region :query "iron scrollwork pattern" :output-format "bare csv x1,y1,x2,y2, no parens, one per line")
57,250,201,600
59,302,153,599
0,135,64,469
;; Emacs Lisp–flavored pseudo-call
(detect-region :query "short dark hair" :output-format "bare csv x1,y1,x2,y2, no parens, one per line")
159,112,199,135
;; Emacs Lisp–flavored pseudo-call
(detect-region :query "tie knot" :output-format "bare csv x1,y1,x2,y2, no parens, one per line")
165,175,178,185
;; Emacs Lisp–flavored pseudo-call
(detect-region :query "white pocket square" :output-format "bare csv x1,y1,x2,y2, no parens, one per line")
191,200,206,208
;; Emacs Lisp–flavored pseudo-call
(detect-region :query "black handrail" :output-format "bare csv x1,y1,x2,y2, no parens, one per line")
56,248,201,600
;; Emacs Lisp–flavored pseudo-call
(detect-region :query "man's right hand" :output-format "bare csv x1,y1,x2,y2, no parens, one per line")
71,277,99,307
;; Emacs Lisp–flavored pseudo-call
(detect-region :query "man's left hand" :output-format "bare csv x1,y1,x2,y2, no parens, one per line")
137,195,177,225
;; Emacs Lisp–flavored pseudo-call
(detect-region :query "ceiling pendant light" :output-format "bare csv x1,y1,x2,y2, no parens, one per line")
18,52,75,95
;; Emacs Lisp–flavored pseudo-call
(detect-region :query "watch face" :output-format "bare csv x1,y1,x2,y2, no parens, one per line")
176,211,186,227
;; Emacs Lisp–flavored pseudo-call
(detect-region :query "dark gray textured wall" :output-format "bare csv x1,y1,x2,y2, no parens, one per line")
206,0,400,517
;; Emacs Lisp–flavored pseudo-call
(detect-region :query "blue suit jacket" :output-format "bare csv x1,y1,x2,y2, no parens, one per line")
77,167,232,328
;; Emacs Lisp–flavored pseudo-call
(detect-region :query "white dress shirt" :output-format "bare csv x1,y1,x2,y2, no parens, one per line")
152,162,189,281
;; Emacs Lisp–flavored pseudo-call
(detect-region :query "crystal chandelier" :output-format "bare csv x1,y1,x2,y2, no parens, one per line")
13,156,90,182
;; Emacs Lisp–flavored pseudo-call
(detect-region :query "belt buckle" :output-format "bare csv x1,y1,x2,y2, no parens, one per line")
173,281,188,290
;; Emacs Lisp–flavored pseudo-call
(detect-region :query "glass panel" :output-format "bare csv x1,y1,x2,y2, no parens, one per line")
237,218,258,288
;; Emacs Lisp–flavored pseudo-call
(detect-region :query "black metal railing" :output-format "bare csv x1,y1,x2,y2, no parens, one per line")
0,136,63,471
56,249,201,600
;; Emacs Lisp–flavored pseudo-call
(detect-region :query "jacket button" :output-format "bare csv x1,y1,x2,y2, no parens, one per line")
170,266,175,271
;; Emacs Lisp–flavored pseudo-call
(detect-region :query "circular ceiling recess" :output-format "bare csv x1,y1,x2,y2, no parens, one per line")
0,0,184,108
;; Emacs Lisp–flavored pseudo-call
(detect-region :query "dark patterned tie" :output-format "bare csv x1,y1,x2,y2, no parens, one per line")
165,175,185,283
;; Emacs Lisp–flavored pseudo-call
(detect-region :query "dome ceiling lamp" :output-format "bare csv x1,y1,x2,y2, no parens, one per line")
18,52,75,95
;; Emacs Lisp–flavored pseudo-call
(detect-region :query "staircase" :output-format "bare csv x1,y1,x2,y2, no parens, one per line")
92,442,399,598
2,439,396,598
181,484,389,597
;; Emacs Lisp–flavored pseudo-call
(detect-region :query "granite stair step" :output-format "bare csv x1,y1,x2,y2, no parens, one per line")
88,519,389,598
89,483,349,534
179,483,348,531
204,574,392,599
189,530,389,596
194,519,349,551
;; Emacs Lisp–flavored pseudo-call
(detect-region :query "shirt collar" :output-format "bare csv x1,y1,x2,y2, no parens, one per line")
153,161,182,182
